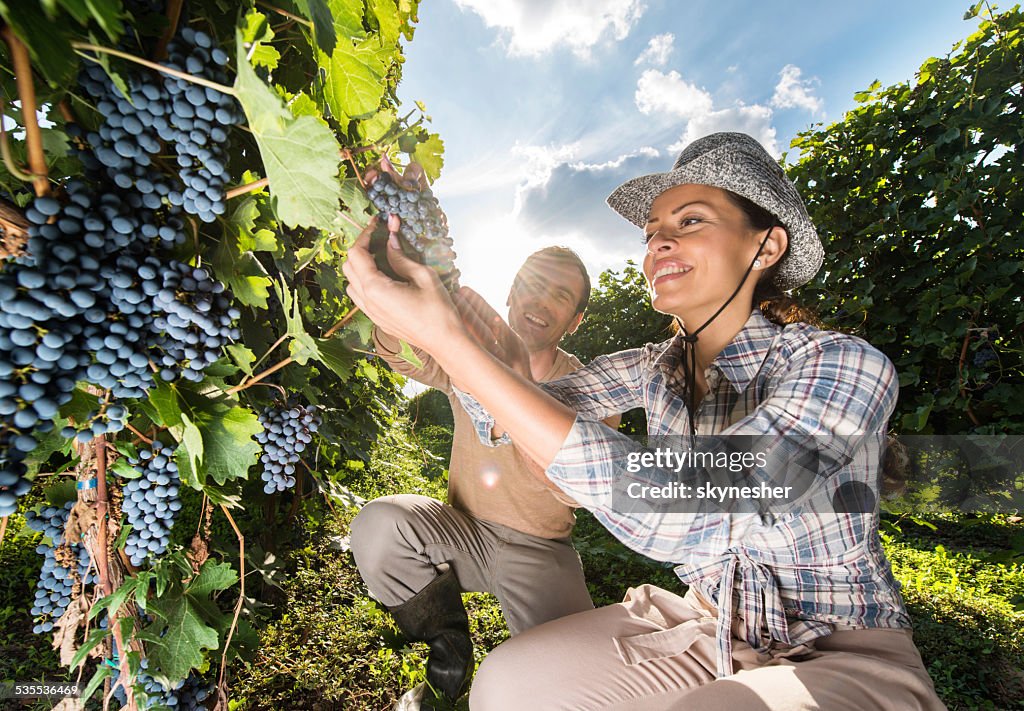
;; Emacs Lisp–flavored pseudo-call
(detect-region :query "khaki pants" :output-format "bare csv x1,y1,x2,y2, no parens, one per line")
349,494,594,635
470,584,947,710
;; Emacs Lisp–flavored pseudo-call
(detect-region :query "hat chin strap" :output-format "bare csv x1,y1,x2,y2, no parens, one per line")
678,226,775,441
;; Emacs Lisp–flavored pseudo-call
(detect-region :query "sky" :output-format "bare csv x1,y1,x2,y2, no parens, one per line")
393,0,981,313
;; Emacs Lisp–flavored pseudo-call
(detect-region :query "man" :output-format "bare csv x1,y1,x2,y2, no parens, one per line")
350,246,616,708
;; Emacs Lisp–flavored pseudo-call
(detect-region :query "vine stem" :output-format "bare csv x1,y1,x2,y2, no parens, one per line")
1,26,49,196
94,435,112,597
0,516,8,547
216,505,245,706
0,106,35,182
255,0,313,27
225,177,269,200
226,307,362,394
71,43,236,96
154,0,184,62
125,422,154,445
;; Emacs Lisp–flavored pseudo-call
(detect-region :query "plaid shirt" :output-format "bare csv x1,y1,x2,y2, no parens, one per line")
456,310,910,677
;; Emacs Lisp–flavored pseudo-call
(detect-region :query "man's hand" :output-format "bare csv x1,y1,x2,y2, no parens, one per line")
454,287,532,382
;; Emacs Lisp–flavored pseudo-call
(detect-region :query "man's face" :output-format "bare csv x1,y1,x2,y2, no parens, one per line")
506,256,586,353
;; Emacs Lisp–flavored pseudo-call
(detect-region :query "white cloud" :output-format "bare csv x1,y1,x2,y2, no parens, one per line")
634,69,714,120
770,64,823,114
452,0,646,58
634,33,674,66
669,104,779,157
569,146,660,172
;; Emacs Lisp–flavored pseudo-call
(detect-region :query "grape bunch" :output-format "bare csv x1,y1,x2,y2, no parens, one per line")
144,259,241,383
256,403,322,493
973,345,997,368
121,442,183,567
0,429,32,517
26,501,94,634
113,659,212,711
162,27,242,223
367,173,460,290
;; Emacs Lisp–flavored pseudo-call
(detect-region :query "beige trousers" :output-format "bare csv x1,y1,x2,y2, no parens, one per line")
349,494,594,635
469,584,947,711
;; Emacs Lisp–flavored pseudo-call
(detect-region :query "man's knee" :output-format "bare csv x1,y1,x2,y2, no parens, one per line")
349,495,418,569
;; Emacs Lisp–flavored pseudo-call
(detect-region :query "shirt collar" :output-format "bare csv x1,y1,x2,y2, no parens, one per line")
654,310,780,393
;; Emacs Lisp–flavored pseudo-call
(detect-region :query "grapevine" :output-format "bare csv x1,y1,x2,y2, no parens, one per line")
0,0,441,706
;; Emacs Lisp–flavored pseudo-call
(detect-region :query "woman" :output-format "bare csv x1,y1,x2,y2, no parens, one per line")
343,133,945,710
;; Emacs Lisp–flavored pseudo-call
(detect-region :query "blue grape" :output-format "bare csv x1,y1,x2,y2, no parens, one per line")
120,441,182,567
256,402,322,493
367,173,459,290
26,502,95,633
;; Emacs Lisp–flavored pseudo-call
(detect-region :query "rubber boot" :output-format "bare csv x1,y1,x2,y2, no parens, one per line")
389,567,474,707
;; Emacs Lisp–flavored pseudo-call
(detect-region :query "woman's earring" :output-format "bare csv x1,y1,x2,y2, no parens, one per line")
753,259,762,268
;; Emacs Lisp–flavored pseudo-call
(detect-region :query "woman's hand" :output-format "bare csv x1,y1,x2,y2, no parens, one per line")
342,216,463,354
454,287,533,382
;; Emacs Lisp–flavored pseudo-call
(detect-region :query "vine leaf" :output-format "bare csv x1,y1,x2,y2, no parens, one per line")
177,413,204,473
0,1,77,86
397,340,423,369
142,561,236,686
293,0,338,55
327,0,365,39
145,381,183,428
233,30,343,230
412,133,445,182
175,392,261,489
318,36,388,123
227,344,256,376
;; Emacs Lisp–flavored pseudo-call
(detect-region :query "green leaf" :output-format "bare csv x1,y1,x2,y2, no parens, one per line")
187,560,238,597
252,43,281,70
44,480,78,507
368,0,401,47
319,38,387,122
294,0,338,55
227,344,256,376
147,381,183,428
234,31,343,230
412,133,445,182
397,340,423,369
240,8,273,45
340,177,371,219
143,592,221,685
178,413,204,473
212,238,273,308
289,332,321,365
112,458,140,479
327,0,365,38
358,107,398,144
53,0,124,40
185,395,262,488
0,0,77,87
316,336,358,380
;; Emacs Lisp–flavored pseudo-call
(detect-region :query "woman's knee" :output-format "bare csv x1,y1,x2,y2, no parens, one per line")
470,640,544,710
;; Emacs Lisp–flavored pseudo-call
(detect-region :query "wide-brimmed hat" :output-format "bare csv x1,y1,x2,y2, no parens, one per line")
606,132,823,291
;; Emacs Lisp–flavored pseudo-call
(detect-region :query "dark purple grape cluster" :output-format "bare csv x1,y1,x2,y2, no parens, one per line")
113,657,212,710
972,346,997,368
367,173,460,290
0,26,243,515
121,441,183,567
162,27,242,223
146,259,241,383
26,501,95,634
256,403,321,493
